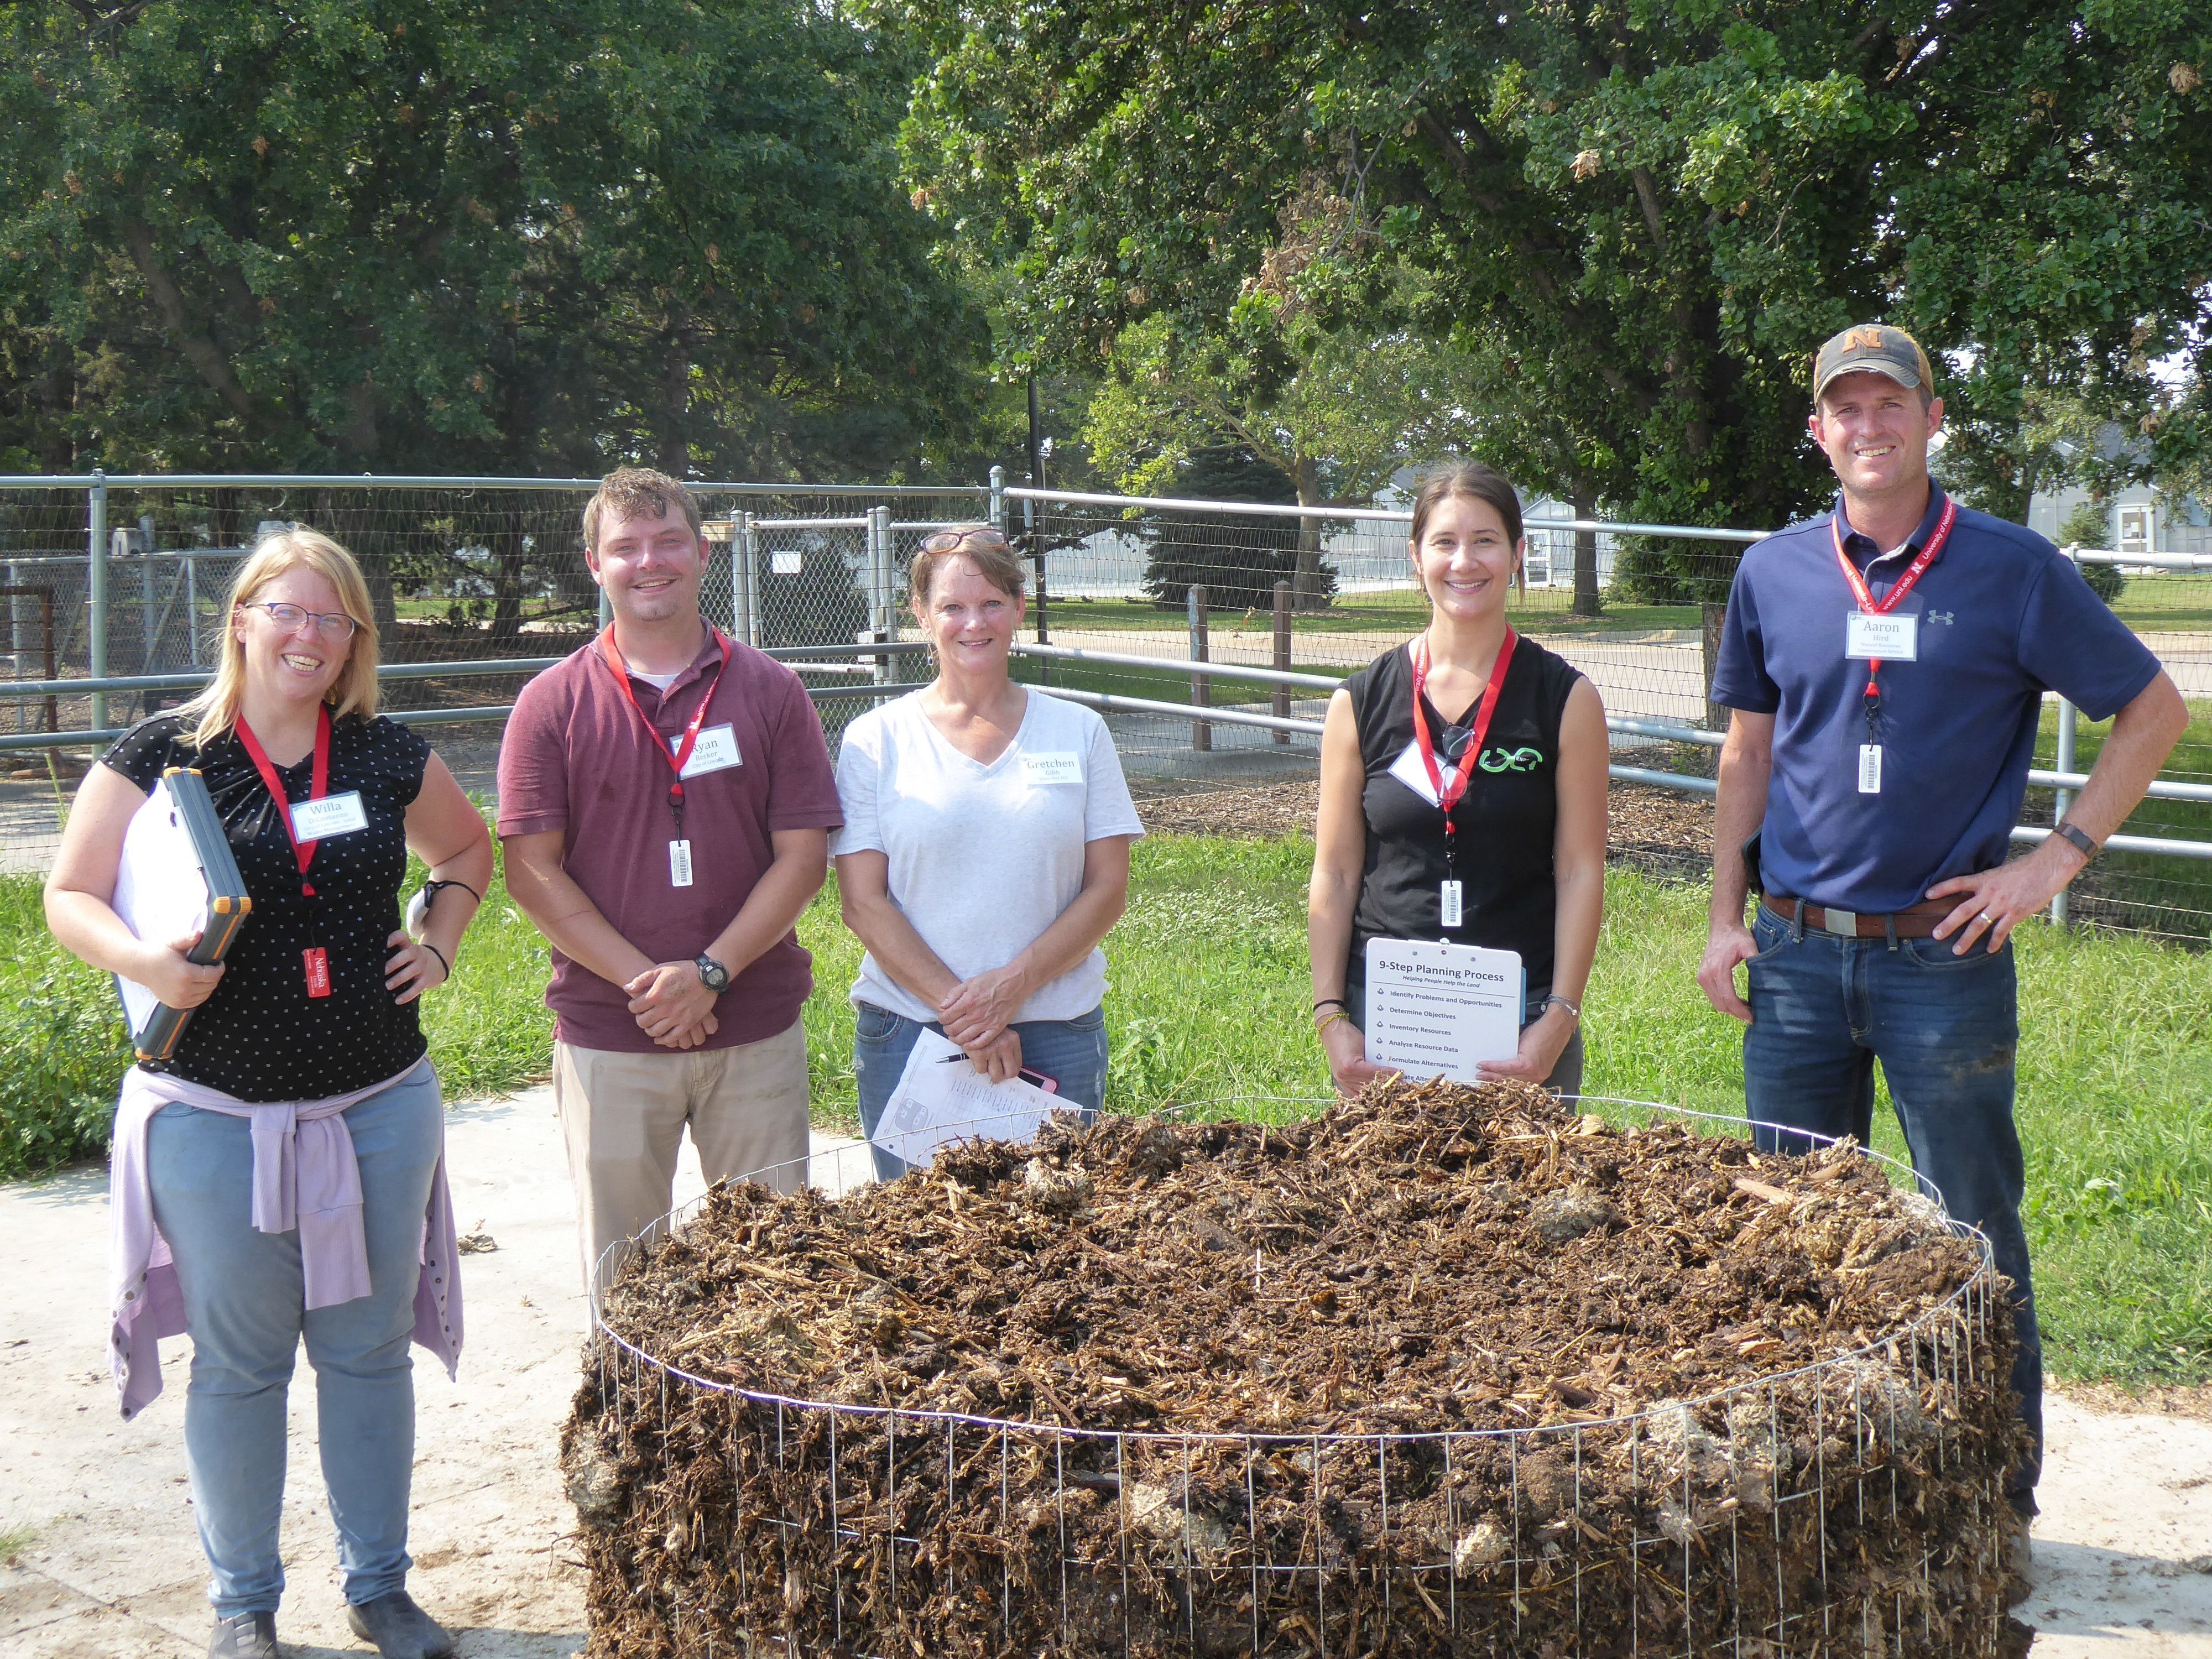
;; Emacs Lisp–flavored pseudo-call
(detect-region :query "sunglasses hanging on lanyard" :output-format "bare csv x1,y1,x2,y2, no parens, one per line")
236,704,337,998
1832,498,1954,794
1410,630,1515,930
602,629,734,887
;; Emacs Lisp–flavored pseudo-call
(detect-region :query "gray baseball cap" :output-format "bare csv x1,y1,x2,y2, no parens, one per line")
1813,324,1934,401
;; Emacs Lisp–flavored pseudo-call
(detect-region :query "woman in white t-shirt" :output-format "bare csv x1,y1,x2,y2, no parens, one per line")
833,524,1144,1177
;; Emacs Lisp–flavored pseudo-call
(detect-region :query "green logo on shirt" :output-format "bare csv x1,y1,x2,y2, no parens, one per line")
1478,745,1545,773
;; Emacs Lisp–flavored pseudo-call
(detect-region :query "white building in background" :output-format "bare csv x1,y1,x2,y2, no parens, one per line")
2026,482,2211,557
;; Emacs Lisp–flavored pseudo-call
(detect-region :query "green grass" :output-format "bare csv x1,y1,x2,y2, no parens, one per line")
7,833,2209,1389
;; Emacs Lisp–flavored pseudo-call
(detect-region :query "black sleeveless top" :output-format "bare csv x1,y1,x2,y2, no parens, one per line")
102,711,433,1101
1341,636,1584,992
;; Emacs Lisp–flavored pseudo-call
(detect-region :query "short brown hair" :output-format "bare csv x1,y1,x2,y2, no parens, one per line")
909,525,1029,609
582,467,702,551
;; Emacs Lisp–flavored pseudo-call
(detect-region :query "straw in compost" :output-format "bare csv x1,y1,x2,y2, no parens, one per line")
565,1078,2026,1657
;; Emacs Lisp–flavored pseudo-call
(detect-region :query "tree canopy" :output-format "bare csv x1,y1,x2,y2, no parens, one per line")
0,0,989,477
901,0,2211,533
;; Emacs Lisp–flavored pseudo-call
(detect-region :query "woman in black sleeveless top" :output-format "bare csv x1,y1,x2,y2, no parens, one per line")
1308,462,1608,1096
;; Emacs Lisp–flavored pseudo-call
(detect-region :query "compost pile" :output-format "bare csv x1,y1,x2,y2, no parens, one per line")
565,1079,2026,1658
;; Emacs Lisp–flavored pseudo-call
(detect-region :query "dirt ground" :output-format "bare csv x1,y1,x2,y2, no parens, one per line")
3,1084,2210,1656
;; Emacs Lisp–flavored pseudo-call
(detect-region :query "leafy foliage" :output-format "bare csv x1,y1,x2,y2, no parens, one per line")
0,0,988,481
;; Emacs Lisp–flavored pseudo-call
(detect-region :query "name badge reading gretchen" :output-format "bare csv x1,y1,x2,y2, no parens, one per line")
290,791,368,839
1845,612,1917,661
1022,752,1083,785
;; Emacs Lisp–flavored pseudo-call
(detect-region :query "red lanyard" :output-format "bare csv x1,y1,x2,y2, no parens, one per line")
1830,496,1956,702
236,703,332,899
1410,628,1515,846
600,627,733,830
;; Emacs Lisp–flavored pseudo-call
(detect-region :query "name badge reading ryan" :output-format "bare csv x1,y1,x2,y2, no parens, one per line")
290,790,368,839
1022,752,1083,785
675,723,742,779
1845,611,1917,661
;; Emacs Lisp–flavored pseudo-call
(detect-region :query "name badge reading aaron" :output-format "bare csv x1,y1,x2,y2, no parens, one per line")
1022,752,1083,785
290,790,368,840
1845,612,1917,661
676,723,742,779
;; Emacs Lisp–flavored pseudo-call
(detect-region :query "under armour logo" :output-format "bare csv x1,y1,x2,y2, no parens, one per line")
1927,611,1954,625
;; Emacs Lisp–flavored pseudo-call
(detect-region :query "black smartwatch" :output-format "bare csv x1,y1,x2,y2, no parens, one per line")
693,954,731,993
2053,821,2099,862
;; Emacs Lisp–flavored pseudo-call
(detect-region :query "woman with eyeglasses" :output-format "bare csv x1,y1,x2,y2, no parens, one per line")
45,528,492,1659
832,524,1144,1179
1307,461,1608,1098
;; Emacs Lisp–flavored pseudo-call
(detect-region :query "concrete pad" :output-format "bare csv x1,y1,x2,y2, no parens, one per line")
3,1089,2209,1655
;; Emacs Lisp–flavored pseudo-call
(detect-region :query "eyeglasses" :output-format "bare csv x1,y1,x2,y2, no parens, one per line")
919,528,1013,554
243,601,362,641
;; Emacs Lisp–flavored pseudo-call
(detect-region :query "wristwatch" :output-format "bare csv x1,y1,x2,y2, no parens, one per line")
693,954,731,993
2053,821,2099,862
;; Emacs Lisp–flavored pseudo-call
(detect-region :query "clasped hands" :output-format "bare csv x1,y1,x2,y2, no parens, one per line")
937,964,1029,1084
626,959,721,1049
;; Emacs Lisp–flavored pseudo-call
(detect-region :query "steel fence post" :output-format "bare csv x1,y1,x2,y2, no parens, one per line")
989,465,1006,536
87,469,108,732
869,505,894,685
736,512,760,649
185,551,200,667
1189,583,1211,754
1272,581,1292,743
2052,695,2078,928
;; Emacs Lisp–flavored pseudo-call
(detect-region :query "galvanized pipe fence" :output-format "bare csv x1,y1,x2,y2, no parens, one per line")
3,473,2208,938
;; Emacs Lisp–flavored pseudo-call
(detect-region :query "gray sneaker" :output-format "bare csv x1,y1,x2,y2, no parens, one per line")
208,1611,279,1659
344,1590,456,1659
2006,1516,2035,1606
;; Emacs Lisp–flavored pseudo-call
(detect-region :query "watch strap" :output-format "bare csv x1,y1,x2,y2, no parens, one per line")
694,953,730,990
2054,821,2099,861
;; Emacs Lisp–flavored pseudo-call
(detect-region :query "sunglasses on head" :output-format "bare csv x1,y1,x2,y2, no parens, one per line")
919,528,1013,554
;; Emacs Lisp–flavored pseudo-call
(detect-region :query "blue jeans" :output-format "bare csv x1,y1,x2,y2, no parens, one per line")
147,1065,445,1616
853,1003,1108,1182
1743,902,2040,1510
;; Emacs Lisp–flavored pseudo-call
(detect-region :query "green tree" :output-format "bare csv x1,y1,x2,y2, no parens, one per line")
901,0,2211,560
0,0,988,490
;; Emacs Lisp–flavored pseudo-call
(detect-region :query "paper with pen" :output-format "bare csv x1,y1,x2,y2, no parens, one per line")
872,1027,1060,1172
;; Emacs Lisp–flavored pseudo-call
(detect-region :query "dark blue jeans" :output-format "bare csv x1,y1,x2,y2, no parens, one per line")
1744,902,2040,1511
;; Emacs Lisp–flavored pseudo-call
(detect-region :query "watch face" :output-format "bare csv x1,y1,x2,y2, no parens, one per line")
696,957,729,990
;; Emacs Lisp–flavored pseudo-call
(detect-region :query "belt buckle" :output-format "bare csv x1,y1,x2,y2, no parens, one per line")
1823,907,1859,937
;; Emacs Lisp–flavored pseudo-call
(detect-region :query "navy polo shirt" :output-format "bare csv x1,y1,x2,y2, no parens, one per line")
1711,484,2159,914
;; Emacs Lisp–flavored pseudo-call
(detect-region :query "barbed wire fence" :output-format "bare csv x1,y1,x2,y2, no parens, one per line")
3,472,2209,940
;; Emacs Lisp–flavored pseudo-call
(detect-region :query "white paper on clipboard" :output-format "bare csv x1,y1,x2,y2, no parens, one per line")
1363,937,1524,1084
872,1027,1060,1172
110,779,214,1032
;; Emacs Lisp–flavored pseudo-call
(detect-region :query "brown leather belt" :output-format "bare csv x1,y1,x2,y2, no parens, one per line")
1761,893,1954,939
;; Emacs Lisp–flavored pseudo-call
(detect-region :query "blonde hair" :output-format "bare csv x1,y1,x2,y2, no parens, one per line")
175,526,382,748
582,466,702,551
909,525,1029,611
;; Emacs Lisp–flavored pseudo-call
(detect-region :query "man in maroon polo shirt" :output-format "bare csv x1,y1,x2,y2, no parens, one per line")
497,467,843,1278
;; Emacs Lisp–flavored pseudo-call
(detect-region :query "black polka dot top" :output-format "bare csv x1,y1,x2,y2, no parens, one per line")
103,711,433,1102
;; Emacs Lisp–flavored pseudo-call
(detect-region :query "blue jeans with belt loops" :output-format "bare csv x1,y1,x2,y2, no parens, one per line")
1742,901,2041,1512
147,1064,444,1617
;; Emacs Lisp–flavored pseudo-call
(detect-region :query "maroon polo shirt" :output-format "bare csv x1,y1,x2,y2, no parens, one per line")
495,627,843,1053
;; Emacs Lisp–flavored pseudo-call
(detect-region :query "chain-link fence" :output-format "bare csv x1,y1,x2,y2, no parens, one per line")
4,472,2209,941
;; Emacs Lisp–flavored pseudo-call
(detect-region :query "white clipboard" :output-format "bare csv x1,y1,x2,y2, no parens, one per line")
111,779,215,1034
1363,937,1525,1083
871,1028,1060,1172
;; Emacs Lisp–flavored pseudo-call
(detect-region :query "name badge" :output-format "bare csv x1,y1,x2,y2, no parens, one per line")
1387,740,1443,807
1022,752,1083,785
676,724,742,779
1845,611,1917,660
291,791,368,839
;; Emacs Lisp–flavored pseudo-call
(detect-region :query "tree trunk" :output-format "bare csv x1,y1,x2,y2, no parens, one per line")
1291,453,1328,611
489,520,526,645
1570,485,1601,618
655,325,691,475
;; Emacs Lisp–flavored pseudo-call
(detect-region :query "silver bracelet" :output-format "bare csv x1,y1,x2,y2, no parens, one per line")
1543,993,1582,1022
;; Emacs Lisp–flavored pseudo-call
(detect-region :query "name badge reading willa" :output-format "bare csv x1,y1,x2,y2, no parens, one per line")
290,791,368,839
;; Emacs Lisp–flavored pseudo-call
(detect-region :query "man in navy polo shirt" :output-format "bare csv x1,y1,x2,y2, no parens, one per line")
1698,324,2186,1564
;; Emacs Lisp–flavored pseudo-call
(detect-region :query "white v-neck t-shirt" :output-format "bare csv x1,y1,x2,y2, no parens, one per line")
831,688,1144,1024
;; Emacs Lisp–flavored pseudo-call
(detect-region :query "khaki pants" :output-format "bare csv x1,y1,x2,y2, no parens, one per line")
554,1021,810,1288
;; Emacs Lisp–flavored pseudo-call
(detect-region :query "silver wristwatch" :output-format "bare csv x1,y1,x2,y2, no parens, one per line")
693,954,731,993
